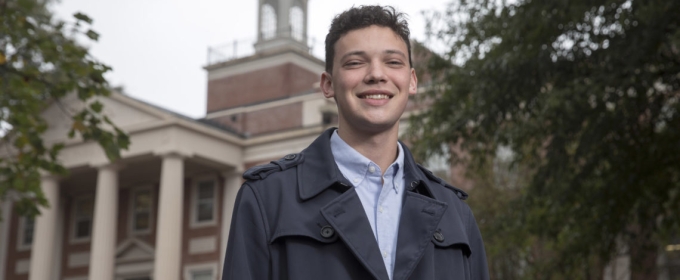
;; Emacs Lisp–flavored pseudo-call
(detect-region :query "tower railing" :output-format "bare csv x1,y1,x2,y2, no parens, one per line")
206,33,323,66
207,38,257,66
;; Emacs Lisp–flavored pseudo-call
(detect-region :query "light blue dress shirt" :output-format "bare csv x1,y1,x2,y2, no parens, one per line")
330,131,405,280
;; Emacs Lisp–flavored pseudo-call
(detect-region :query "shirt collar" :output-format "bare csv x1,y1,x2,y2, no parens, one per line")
298,128,432,201
330,130,405,191
392,142,405,193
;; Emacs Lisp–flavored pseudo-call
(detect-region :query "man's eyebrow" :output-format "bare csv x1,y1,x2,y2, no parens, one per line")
340,50,407,61
340,51,367,61
385,49,407,58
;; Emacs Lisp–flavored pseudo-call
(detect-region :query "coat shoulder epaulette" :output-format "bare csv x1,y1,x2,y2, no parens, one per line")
416,164,468,200
243,153,304,181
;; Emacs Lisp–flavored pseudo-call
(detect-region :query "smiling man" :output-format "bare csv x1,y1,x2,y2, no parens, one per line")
222,5,489,280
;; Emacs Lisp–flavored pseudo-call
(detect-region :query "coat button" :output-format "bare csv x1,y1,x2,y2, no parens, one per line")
408,181,418,191
284,154,297,160
320,225,335,238
433,230,445,242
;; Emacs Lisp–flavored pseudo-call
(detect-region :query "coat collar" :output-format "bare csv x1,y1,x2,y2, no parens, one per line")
298,128,350,200
297,128,470,244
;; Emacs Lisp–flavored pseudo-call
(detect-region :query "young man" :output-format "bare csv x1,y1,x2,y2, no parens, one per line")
223,5,489,280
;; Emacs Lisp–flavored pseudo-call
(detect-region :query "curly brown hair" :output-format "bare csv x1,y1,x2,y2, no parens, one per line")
324,5,412,73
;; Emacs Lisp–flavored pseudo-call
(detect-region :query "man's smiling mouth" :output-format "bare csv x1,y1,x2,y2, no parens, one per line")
360,94,391,99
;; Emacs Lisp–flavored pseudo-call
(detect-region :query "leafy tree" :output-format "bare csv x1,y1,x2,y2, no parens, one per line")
411,0,680,278
0,0,129,217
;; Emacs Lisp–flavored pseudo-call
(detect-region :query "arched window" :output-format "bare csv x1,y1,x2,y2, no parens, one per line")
289,6,303,41
261,4,277,40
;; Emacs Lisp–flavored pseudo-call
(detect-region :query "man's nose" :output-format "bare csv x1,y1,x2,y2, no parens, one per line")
364,63,387,84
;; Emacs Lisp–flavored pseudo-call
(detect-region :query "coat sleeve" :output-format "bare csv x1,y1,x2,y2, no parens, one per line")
222,183,270,280
466,206,490,280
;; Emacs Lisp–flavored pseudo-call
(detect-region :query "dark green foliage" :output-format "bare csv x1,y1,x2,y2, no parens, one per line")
0,0,129,217
411,0,680,277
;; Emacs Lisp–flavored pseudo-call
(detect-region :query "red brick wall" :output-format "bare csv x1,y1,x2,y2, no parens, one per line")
244,102,302,135
207,63,319,112
212,102,303,136
212,113,245,134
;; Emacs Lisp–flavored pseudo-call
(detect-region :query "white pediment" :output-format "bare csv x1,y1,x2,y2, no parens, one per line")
115,238,155,263
41,92,168,144
42,91,244,169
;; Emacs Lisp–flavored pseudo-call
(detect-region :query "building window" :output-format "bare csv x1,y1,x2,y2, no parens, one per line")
183,263,218,280
261,4,277,39
191,270,213,280
289,6,303,41
131,188,153,234
17,216,34,250
192,177,217,228
72,196,94,242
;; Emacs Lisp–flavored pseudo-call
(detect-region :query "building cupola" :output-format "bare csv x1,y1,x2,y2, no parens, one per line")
254,0,309,54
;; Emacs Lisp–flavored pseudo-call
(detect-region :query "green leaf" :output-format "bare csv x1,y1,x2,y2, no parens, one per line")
90,101,103,113
85,29,99,41
73,12,92,24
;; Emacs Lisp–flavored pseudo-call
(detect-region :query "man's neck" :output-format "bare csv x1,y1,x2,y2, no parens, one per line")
336,126,399,174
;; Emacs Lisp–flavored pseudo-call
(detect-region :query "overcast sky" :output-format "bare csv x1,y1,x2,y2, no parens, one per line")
51,0,451,118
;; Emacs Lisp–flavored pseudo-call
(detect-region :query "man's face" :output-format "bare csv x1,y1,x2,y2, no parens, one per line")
321,25,417,135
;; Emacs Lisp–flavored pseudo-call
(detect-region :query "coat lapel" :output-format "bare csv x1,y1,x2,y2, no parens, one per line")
392,188,447,280
391,147,450,280
321,188,390,280
299,128,389,279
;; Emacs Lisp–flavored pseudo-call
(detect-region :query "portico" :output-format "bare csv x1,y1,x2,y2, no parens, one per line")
17,93,245,280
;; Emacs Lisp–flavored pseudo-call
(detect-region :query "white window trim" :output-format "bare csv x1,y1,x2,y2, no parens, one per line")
128,185,155,236
183,262,218,280
190,175,219,229
70,195,94,244
16,216,34,251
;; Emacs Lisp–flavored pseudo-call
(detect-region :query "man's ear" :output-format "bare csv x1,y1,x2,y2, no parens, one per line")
321,72,334,98
409,68,418,95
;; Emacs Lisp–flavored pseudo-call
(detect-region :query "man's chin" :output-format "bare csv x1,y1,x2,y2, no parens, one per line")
349,120,399,135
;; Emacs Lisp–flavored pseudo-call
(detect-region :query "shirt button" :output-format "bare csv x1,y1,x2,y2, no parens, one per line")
368,166,376,173
353,178,359,184
382,251,388,258
379,206,384,213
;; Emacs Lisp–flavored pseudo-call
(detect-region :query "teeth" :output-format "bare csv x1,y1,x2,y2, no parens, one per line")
362,94,389,99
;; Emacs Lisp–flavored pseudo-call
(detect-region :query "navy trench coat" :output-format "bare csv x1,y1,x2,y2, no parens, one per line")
222,128,489,280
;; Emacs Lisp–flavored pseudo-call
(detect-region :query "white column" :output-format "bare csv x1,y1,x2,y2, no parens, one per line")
219,169,243,273
29,175,60,280
154,154,184,280
278,0,292,36
51,196,65,280
89,164,121,280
